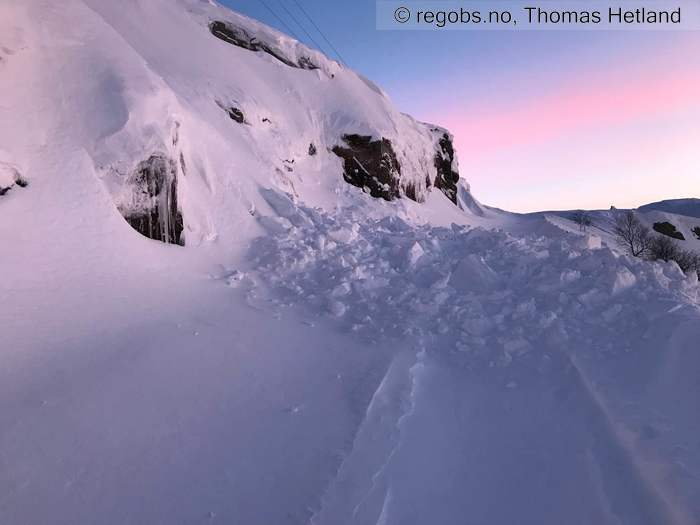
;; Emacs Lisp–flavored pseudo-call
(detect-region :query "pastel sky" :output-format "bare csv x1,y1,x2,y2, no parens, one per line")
222,0,699,212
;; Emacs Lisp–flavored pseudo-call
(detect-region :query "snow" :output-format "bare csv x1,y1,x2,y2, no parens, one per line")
1,0,700,524
640,199,700,219
543,207,700,257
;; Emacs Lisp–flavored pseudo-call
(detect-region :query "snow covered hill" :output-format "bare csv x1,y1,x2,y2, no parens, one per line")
2,1,700,524
640,199,700,219
542,203,700,256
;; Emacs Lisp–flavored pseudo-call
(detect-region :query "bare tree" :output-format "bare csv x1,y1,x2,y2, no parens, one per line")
613,211,651,257
572,210,593,232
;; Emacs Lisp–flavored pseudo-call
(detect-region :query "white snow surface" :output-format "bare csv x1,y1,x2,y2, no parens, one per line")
640,199,700,220
543,207,700,256
2,1,700,524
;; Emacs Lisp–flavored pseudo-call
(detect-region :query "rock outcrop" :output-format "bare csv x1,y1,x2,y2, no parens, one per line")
210,21,318,71
653,221,685,241
332,135,405,201
216,100,246,124
432,131,460,205
0,162,27,196
118,155,184,245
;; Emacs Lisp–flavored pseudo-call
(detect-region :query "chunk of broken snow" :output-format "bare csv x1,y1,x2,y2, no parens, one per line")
602,304,623,322
328,225,359,244
538,311,557,328
408,241,425,266
258,215,293,233
503,338,531,355
462,317,493,336
515,299,536,318
584,235,602,250
612,267,637,295
331,282,351,297
450,254,499,292
560,269,581,284
327,300,347,317
579,288,607,306
260,188,297,218
661,260,685,280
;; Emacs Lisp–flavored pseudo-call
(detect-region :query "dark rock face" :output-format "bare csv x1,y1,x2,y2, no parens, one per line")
332,135,404,201
433,132,460,205
296,56,318,70
308,143,317,156
653,221,685,241
0,174,28,196
226,107,245,124
216,100,246,124
693,227,700,240
120,155,184,245
210,21,318,70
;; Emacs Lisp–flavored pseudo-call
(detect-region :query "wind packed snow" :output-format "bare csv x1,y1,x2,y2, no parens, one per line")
1,0,700,524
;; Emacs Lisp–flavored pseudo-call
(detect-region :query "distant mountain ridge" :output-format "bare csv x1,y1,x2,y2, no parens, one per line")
638,198,700,219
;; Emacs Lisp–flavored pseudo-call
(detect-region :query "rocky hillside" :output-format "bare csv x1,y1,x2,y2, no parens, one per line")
0,0,482,249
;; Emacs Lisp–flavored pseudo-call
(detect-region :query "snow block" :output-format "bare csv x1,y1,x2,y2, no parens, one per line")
450,254,499,293
584,235,602,250
612,267,637,295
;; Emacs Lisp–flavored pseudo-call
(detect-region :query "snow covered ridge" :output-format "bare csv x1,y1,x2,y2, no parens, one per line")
0,0,479,248
639,198,700,219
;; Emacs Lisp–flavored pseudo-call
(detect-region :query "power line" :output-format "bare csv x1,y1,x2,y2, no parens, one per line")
274,0,328,57
288,0,349,67
258,0,302,41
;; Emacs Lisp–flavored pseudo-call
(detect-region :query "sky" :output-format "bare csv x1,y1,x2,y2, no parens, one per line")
221,0,699,212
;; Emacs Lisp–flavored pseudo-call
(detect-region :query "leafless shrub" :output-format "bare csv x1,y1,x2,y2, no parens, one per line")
613,211,651,257
572,210,593,232
648,235,678,263
647,234,700,278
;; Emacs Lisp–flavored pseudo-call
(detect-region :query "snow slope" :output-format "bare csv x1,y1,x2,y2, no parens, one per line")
542,205,700,255
640,199,700,220
2,1,700,524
